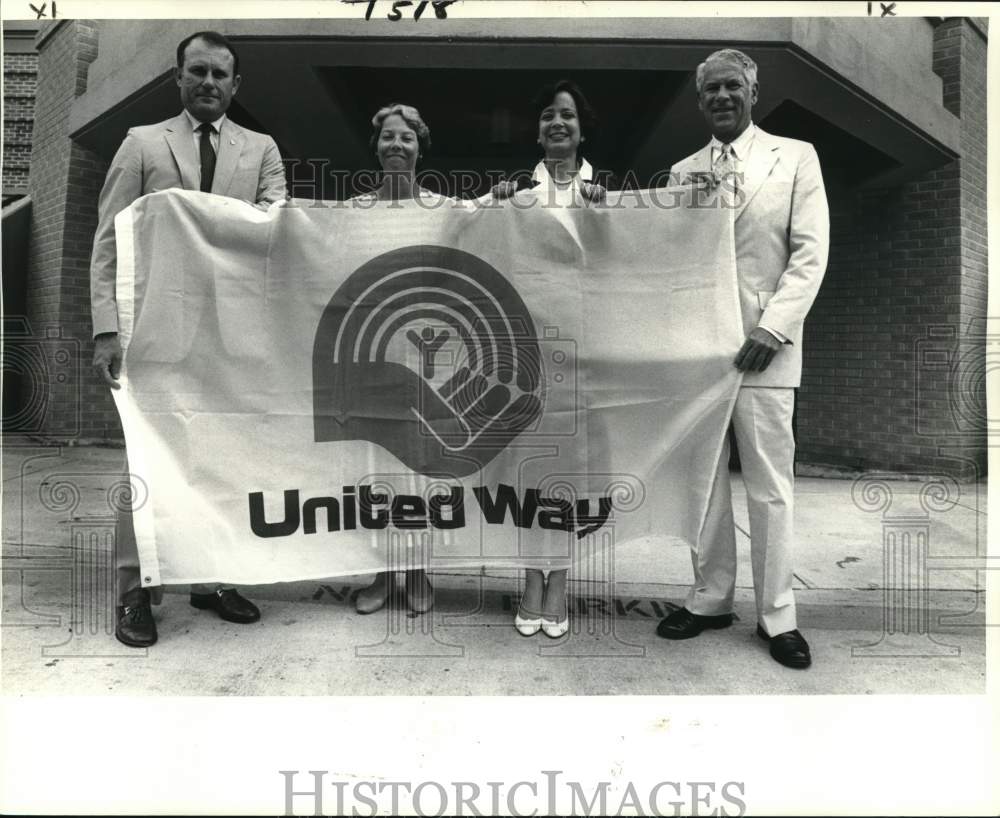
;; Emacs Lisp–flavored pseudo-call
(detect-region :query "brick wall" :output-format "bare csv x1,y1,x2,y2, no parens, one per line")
796,18,987,480
3,50,38,199
20,19,989,473
953,18,989,480
24,20,114,440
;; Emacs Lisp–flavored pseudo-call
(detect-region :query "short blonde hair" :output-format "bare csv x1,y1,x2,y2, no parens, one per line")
369,103,431,156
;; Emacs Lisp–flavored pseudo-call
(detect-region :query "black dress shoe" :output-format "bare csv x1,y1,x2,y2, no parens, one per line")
656,607,733,640
190,588,261,624
757,625,811,669
116,588,157,647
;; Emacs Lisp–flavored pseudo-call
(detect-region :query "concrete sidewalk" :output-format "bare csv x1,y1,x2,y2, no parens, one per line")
1,443,987,695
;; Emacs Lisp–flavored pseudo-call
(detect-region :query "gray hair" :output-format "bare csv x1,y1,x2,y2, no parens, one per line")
695,49,758,93
369,103,431,155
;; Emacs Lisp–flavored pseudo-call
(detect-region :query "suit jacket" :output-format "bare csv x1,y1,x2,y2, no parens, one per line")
672,127,829,387
90,112,287,336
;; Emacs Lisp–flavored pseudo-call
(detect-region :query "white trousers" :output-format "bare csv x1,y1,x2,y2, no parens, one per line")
686,387,798,636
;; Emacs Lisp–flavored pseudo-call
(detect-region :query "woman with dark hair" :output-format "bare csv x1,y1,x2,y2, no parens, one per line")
351,102,441,615
493,79,610,204
494,80,612,639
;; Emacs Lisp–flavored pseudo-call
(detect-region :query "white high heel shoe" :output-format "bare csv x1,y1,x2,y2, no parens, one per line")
514,605,542,637
515,569,547,636
541,609,569,638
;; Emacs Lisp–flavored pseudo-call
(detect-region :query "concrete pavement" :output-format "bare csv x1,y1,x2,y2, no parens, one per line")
2,442,987,695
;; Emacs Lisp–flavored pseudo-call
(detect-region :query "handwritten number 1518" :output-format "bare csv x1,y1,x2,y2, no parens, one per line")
344,0,457,20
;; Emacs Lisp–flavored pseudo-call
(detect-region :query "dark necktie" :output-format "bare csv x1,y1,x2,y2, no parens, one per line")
198,122,216,193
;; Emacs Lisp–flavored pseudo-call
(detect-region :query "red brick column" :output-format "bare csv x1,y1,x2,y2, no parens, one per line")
796,17,987,480
948,19,989,479
25,20,116,441
3,48,37,201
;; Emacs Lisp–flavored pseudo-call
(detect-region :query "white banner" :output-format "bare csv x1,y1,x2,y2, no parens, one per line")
113,188,742,585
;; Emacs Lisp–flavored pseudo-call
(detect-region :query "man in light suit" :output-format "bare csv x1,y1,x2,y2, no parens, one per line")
91,31,288,647
657,49,829,668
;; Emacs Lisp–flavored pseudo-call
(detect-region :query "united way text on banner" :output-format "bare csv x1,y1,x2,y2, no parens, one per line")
113,189,743,586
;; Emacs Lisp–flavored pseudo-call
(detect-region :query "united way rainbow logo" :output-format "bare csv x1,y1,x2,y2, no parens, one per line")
313,245,544,477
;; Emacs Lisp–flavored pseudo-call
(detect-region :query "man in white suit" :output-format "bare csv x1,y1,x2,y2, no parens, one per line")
91,31,288,647
657,49,829,668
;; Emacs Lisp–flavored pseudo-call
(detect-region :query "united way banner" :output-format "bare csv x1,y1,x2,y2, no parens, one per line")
113,188,743,586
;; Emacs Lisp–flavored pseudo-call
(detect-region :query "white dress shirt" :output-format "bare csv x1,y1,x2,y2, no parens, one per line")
530,158,595,206
182,109,225,186
709,120,756,171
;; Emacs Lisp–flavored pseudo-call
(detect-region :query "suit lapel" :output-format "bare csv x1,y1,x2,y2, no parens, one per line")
735,129,780,221
212,119,245,195
163,113,199,191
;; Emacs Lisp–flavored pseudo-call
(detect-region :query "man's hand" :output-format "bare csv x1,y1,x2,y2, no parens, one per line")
734,327,782,373
93,332,123,389
581,182,607,203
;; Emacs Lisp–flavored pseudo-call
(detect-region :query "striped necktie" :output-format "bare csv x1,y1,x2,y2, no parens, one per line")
715,144,737,185
714,144,738,207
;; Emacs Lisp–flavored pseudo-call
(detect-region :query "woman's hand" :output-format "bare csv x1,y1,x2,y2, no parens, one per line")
491,180,519,200
581,182,607,203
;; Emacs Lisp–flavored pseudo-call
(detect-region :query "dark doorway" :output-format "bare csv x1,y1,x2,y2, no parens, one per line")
315,66,685,198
